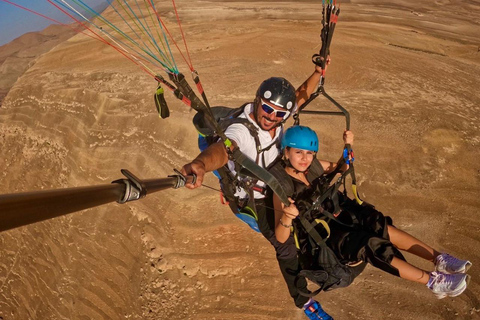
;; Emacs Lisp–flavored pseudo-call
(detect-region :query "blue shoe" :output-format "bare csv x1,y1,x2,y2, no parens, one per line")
435,253,472,274
427,271,470,299
303,299,333,320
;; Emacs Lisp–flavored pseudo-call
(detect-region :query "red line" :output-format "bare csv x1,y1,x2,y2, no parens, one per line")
195,82,204,95
44,0,158,78
182,96,192,106
171,0,193,69
2,0,113,51
145,0,193,71
2,0,197,109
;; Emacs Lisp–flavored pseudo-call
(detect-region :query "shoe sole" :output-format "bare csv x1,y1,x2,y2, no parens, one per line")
434,274,471,299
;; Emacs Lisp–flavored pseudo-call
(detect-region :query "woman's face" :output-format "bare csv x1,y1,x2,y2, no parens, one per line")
285,147,315,172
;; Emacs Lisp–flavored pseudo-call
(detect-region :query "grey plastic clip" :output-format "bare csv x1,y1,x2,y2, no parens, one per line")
168,169,197,189
113,169,147,204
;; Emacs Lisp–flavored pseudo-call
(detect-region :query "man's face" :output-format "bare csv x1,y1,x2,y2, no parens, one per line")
255,98,289,131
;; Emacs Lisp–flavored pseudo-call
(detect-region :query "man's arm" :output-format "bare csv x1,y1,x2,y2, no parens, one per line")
296,53,331,108
181,140,238,189
295,65,323,107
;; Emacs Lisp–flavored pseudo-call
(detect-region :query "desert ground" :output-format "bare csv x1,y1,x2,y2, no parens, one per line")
0,0,479,319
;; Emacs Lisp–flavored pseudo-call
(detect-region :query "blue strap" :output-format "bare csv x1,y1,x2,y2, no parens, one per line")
343,147,354,165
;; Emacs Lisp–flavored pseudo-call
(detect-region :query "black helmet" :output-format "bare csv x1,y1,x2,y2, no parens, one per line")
256,77,296,111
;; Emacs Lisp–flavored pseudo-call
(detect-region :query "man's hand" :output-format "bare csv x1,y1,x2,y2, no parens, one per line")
343,130,354,146
314,55,331,74
180,159,205,189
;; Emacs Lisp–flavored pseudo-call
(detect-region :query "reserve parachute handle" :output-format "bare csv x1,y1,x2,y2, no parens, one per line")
0,170,196,233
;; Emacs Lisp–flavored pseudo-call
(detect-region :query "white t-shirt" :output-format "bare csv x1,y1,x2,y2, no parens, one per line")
224,103,283,199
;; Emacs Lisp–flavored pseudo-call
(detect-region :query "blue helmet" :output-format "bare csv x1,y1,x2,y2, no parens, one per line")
281,125,319,152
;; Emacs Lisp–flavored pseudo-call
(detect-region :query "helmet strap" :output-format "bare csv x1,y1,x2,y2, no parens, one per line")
253,96,261,114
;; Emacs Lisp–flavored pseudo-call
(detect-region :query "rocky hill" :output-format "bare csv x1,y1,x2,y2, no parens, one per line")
0,24,75,105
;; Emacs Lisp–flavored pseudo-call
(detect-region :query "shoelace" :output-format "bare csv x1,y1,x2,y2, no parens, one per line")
436,273,448,284
433,272,458,288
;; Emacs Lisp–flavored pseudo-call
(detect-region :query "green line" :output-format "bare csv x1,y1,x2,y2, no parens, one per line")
116,0,176,72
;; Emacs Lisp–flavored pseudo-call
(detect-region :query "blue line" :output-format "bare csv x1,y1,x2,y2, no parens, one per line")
51,0,174,73
148,0,178,73
105,0,172,70
120,0,176,72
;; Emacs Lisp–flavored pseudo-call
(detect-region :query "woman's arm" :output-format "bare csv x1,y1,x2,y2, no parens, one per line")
319,130,354,174
273,195,299,243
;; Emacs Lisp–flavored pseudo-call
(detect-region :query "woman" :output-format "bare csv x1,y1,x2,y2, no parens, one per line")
270,125,471,319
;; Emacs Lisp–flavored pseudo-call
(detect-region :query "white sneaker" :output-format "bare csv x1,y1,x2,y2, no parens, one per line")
427,271,470,299
435,253,472,274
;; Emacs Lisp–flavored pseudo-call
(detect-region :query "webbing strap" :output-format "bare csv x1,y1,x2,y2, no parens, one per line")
231,148,289,206
300,166,358,231
297,215,332,248
298,215,326,246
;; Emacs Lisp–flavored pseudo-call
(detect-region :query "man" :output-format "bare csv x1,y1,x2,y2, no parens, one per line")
181,65,333,320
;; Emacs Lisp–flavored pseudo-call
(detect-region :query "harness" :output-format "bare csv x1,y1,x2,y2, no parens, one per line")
269,159,367,295
193,104,281,232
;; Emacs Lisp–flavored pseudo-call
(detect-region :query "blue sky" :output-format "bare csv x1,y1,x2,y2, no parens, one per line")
0,0,106,46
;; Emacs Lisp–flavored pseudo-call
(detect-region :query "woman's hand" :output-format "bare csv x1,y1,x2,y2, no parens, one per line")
282,198,299,221
275,198,298,243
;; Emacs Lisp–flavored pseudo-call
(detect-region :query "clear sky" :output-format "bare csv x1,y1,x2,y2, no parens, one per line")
0,0,106,46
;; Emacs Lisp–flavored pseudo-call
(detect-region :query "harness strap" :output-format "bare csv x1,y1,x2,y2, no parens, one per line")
298,214,328,247
296,166,359,235
231,148,289,206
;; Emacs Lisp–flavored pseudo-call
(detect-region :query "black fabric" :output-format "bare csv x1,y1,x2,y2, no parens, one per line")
329,198,405,276
306,194,404,278
298,244,366,295
270,168,407,295
193,104,250,137
278,256,311,308
255,198,310,307
284,177,365,294
268,159,325,199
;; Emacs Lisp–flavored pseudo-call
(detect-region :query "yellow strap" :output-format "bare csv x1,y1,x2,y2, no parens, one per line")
156,87,164,95
241,206,258,220
314,218,331,239
293,227,300,250
352,184,363,205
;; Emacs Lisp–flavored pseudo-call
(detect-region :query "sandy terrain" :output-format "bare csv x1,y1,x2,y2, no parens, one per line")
0,0,479,319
